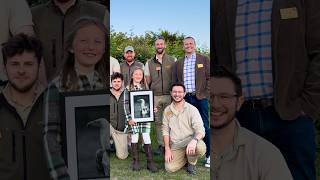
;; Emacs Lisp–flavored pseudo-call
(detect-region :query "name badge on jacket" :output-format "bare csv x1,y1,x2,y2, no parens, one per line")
280,7,298,19
197,64,204,68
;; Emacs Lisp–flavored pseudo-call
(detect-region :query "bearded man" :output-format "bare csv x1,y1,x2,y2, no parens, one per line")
0,34,51,180
162,83,206,175
144,36,176,156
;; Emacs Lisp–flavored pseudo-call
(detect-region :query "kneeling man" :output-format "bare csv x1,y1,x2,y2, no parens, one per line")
163,83,206,174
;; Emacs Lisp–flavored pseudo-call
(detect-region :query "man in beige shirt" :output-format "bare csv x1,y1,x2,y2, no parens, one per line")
162,83,206,175
210,65,293,180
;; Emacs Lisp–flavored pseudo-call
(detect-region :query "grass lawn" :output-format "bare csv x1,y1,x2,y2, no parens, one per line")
110,151,210,180
110,124,210,179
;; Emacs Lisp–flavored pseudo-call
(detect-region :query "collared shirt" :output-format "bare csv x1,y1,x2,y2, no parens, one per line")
110,56,121,72
111,89,122,101
212,120,293,180
144,57,162,76
162,101,205,150
183,53,197,93
53,70,105,91
235,0,274,100
0,0,33,81
2,82,44,126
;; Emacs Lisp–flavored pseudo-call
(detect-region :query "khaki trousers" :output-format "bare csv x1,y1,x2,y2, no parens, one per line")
165,140,206,172
154,95,172,146
110,125,128,159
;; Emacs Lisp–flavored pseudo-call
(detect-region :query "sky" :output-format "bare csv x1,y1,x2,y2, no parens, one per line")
110,0,210,51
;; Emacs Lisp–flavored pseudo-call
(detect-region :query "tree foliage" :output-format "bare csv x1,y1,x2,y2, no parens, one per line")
110,29,210,64
27,0,108,7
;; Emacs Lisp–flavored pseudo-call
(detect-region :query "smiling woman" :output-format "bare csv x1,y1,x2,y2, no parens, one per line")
52,16,108,91
42,17,110,180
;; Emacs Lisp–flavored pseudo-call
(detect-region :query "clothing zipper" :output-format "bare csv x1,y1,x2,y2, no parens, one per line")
160,63,164,94
52,39,56,68
23,135,27,180
11,131,16,162
116,102,119,130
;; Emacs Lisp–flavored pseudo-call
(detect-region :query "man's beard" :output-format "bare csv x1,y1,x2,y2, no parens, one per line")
126,58,134,62
210,114,235,130
112,86,121,91
173,97,183,103
9,79,37,93
156,48,164,54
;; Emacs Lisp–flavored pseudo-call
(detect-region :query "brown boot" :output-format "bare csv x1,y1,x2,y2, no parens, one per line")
131,143,140,171
144,144,158,172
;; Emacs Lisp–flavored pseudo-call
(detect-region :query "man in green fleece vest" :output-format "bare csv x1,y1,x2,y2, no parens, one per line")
0,34,51,180
110,72,128,160
145,37,175,155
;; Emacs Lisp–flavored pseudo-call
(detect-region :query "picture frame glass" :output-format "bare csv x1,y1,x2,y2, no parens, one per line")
60,90,110,180
129,90,154,122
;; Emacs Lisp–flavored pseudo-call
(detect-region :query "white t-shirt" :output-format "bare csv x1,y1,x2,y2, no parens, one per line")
0,0,34,80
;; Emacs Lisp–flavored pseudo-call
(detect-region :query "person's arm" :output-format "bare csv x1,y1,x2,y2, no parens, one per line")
191,107,205,139
301,0,320,120
162,111,173,162
186,107,205,155
205,55,210,97
111,56,120,73
163,135,173,162
43,84,70,180
258,141,293,180
171,61,178,84
9,0,34,36
123,88,136,125
144,61,151,86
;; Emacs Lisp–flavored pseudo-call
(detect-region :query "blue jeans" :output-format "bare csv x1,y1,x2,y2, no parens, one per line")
236,106,316,180
185,95,210,158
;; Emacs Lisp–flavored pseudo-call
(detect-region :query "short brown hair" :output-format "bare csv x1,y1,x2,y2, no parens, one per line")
2,33,43,65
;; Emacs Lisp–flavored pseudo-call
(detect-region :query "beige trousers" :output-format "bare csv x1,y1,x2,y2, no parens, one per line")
154,95,172,146
110,125,128,159
165,140,206,172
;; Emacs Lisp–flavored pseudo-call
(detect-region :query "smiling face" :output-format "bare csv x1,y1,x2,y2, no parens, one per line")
210,77,243,129
155,39,166,55
5,51,39,92
111,77,122,91
132,68,144,84
71,24,105,72
171,85,186,103
183,37,196,55
124,50,135,63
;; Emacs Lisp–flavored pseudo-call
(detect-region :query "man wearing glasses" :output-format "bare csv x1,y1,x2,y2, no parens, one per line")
211,66,292,180
162,83,206,175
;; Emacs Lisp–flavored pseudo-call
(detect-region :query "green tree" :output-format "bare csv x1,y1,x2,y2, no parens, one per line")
110,29,210,64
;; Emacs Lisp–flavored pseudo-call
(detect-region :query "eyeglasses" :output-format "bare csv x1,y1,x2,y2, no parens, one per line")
211,93,238,104
171,91,185,94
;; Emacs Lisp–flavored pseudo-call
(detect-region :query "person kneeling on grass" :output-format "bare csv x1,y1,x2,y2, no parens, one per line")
163,83,206,175
123,67,158,172
110,72,129,160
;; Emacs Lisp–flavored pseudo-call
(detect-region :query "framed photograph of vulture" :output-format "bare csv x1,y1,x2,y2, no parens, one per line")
129,90,154,122
60,90,110,180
